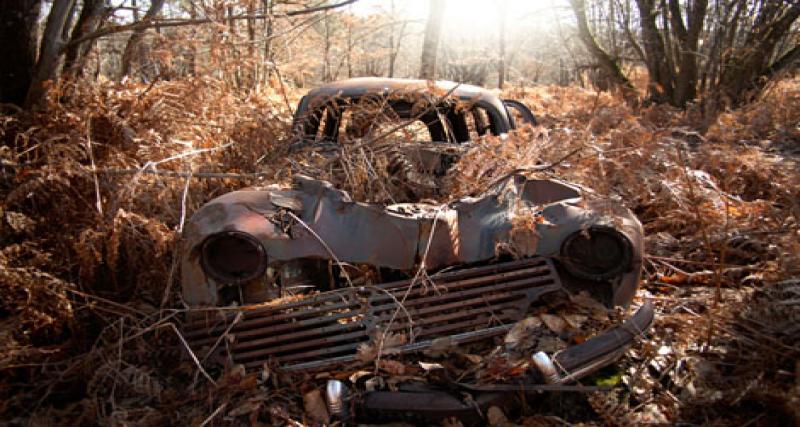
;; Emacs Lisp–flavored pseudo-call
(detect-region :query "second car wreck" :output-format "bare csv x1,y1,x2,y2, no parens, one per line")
180,79,653,424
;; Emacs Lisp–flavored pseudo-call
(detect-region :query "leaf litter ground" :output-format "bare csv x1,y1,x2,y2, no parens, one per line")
0,77,798,425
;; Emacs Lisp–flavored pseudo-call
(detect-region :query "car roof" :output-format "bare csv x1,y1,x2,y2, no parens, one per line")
302,77,500,103
297,78,511,132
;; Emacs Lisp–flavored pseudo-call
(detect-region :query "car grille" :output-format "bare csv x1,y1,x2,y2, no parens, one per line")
183,257,561,372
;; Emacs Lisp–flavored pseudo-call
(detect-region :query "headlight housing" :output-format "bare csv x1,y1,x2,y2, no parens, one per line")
201,231,267,284
560,226,633,280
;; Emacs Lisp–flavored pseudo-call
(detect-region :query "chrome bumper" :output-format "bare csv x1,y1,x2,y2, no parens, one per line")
361,302,655,422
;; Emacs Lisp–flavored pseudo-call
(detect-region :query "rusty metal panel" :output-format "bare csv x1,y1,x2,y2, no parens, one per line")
181,174,644,308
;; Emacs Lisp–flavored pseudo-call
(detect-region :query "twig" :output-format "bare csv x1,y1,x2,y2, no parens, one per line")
198,403,227,427
201,312,243,363
160,240,181,309
61,287,148,317
481,146,585,194
177,169,193,233
103,168,266,179
85,118,103,215
645,255,758,268
65,0,360,47
285,211,352,286
373,204,446,374
338,83,463,154
270,63,295,117
286,210,415,371
168,323,216,385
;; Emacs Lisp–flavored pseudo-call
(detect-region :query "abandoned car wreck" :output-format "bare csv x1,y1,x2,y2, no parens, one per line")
180,79,653,424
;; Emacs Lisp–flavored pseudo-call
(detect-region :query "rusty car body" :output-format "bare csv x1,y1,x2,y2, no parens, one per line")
181,79,653,424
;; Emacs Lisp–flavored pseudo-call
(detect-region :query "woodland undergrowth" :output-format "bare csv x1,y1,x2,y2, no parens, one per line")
0,76,798,425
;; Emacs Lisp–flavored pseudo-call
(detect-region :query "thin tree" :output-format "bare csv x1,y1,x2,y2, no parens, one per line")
569,0,635,98
119,0,166,79
63,0,108,78
419,0,446,80
387,0,408,78
0,0,42,107
497,0,508,89
26,0,76,109
571,0,798,109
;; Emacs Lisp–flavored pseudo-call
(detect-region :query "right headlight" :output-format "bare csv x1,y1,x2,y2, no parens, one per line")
560,226,633,280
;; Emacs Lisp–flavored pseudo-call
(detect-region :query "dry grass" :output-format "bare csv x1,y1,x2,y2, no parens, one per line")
0,76,798,425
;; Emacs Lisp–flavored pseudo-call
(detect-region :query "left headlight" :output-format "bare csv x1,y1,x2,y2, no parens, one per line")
560,226,633,280
200,231,267,284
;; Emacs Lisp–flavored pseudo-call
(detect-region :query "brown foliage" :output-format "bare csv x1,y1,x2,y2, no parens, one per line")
0,76,798,424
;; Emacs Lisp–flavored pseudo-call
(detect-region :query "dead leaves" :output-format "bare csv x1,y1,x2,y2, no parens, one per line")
539,314,567,335
569,291,610,321
3,211,36,235
356,330,407,363
73,209,174,300
504,292,611,358
302,389,329,424
1,69,798,426
658,271,715,285
422,336,455,357
504,316,543,351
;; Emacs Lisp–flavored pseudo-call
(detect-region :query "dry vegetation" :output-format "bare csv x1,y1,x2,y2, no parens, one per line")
1,75,798,425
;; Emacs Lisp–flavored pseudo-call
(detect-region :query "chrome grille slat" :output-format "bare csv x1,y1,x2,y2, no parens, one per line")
185,257,561,372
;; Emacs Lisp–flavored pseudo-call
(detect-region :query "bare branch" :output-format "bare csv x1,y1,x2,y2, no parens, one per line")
65,0,360,49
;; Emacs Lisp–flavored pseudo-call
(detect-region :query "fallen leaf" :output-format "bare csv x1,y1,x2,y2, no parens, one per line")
540,314,567,334
562,314,588,329
379,359,407,375
365,376,385,391
259,364,270,383
504,316,542,350
349,370,371,383
570,291,609,321
537,336,566,352
302,389,329,424
423,336,454,357
659,271,714,285
419,361,444,371
228,399,262,417
487,405,517,427
5,211,36,233
357,331,407,362
464,354,484,364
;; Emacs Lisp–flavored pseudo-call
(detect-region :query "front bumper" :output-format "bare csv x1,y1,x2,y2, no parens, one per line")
359,302,654,422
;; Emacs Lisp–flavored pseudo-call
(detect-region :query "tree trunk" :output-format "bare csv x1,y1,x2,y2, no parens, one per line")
668,0,707,107
346,15,353,78
497,0,508,89
25,0,75,109
634,0,675,104
63,0,107,78
387,1,408,79
0,0,42,106
718,3,800,106
419,0,446,80
247,0,257,88
119,0,165,79
187,0,197,76
569,0,635,96
61,0,79,41
323,11,332,81
263,0,274,82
